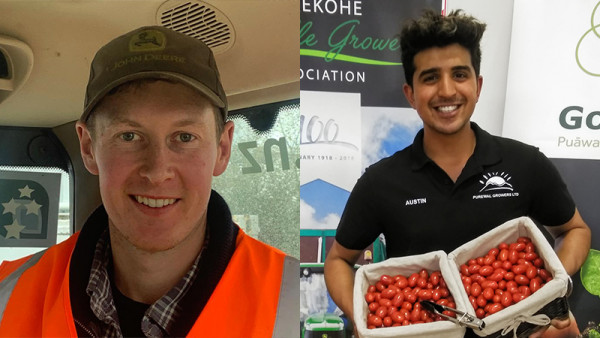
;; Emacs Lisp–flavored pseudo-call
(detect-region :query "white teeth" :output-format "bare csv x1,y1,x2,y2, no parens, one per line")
437,105,458,113
135,196,176,208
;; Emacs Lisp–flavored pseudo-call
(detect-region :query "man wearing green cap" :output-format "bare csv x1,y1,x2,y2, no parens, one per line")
0,26,298,337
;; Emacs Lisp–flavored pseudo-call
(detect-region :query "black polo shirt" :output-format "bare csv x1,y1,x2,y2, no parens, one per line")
336,123,575,257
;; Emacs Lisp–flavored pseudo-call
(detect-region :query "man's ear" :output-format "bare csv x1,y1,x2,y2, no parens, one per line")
213,120,234,176
75,121,99,175
476,75,483,102
403,83,416,109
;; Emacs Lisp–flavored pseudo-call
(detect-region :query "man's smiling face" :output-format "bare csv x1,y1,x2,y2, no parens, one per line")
78,80,233,253
403,43,483,137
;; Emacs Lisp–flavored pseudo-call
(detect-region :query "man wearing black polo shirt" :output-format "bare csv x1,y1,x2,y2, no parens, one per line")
324,9,591,337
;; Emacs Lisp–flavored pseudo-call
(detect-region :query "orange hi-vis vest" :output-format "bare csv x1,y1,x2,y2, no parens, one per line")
0,228,298,337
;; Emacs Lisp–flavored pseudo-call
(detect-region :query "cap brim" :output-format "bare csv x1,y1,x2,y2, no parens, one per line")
82,71,226,122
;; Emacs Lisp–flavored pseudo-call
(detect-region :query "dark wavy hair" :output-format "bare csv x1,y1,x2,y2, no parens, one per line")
400,9,487,87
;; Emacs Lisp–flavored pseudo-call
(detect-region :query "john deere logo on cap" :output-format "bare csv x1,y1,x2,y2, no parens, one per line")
129,29,166,52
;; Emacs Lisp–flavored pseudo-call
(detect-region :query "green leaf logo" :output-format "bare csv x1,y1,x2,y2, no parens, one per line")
581,248,600,297
575,1,600,76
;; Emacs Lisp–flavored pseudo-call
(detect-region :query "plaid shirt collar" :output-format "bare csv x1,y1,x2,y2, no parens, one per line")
86,228,209,337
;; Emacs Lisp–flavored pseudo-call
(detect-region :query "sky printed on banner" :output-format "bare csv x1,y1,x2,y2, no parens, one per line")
301,107,422,229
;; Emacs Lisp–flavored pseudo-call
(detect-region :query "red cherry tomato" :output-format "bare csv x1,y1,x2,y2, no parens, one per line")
408,273,419,287
519,285,532,297
391,311,405,324
512,292,526,303
476,295,487,307
508,250,519,264
432,289,442,301
395,276,409,289
470,282,482,297
369,315,382,327
381,288,395,299
525,242,535,253
512,264,528,275
380,274,393,286
515,275,530,286
479,265,494,276
526,266,538,279
488,248,500,257
483,255,495,266
481,280,498,290
391,292,405,307
530,277,543,293
524,252,538,261
517,236,531,244
437,298,449,306
469,295,477,309
376,306,388,319
410,309,421,322
488,303,504,314
483,287,494,300
499,249,509,261
514,242,526,252
468,264,481,275
430,271,441,286
368,301,379,313
488,272,504,282
504,271,515,280
438,287,449,298
418,289,433,301
378,298,392,307
501,292,512,307
538,269,551,282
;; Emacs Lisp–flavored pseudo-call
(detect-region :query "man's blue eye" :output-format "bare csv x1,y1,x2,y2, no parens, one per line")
179,133,193,142
121,132,136,141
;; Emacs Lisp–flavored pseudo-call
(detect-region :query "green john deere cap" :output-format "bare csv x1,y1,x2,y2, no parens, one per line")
81,25,227,122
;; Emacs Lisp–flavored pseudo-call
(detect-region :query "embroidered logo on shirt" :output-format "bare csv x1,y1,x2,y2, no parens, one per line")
479,172,513,192
405,198,427,206
473,172,519,199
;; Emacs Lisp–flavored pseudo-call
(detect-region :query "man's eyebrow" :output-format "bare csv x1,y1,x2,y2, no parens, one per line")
173,119,205,127
417,65,473,79
106,116,143,127
452,65,473,73
417,67,439,79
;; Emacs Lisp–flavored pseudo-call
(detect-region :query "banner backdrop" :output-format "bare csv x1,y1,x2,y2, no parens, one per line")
300,0,441,231
503,0,600,328
503,0,600,159
299,0,442,329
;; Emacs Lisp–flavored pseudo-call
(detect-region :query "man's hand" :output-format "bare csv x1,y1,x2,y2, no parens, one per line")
323,241,362,329
530,313,579,338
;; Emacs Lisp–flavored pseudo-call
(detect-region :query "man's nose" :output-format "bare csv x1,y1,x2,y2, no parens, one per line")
139,143,175,184
438,75,457,98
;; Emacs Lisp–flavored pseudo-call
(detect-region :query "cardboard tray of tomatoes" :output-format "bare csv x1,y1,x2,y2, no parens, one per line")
447,216,571,337
353,250,470,338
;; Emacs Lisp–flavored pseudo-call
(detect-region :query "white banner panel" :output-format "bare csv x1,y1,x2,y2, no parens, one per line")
503,0,600,159
300,91,362,191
